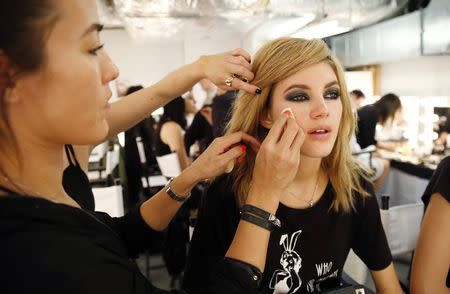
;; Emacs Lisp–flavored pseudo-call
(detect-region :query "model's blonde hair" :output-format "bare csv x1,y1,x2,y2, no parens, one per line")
225,37,369,212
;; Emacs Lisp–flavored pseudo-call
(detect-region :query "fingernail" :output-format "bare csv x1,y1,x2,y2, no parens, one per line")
281,107,295,119
225,161,234,173
255,88,262,94
240,145,247,152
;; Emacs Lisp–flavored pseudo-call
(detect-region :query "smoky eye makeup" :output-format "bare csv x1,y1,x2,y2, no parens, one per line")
285,91,309,102
324,88,341,100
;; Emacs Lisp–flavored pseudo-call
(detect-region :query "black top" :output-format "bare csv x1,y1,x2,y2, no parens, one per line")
212,91,237,137
421,156,450,287
356,105,380,149
184,112,213,155
62,144,95,210
154,122,174,157
183,176,392,294
0,193,265,294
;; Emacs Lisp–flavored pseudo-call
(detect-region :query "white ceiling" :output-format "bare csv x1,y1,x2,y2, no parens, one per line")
97,0,408,41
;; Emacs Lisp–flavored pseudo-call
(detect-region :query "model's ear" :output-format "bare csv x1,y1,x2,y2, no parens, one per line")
259,110,273,129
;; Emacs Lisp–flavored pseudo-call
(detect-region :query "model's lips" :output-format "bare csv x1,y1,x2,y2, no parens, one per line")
307,126,331,134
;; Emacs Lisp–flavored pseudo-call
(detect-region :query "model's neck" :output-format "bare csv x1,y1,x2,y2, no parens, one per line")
293,156,323,184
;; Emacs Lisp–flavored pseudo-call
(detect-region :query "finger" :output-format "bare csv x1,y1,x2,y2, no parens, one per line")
291,127,306,151
230,55,252,72
231,48,251,63
264,114,288,145
219,132,261,153
220,145,246,168
229,78,260,95
278,118,300,150
229,64,254,82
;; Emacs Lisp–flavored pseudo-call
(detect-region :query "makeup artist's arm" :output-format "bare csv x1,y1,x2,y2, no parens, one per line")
105,49,257,140
71,49,258,172
226,114,305,272
140,132,260,231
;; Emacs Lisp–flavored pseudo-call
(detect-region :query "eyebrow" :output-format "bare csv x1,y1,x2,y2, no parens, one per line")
283,80,339,93
81,23,104,38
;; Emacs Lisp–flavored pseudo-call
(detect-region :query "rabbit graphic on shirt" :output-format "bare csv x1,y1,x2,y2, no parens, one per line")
269,230,303,294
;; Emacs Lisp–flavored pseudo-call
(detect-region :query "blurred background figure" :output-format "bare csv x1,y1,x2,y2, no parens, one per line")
154,96,196,170
191,79,217,110
184,101,214,159
124,85,157,208
350,89,366,110
212,89,238,137
350,89,391,190
356,93,403,151
153,95,198,286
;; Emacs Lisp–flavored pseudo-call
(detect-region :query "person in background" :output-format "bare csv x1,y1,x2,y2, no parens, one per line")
183,37,402,294
350,89,390,190
192,78,217,108
410,156,450,294
212,88,238,137
435,116,450,148
184,99,214,158
154,96,197,171
153,95,201,281
124,85,158,207
356,93,402,151
349,89,365,110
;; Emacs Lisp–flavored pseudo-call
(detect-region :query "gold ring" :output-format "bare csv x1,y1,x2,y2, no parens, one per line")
225,76,234,87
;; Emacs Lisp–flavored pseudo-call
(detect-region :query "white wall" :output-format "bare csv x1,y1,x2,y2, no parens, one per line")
102,29,184,86
380,55,450,96
102,28,244,87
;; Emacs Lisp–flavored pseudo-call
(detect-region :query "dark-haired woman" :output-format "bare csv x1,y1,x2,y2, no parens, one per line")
155,96,197,171
0,1,295,293
356,93,403,151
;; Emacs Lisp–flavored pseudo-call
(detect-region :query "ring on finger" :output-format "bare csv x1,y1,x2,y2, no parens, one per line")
225,76,235,87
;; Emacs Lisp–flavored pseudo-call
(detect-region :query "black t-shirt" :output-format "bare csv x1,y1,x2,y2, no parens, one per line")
421,156,450,287
356,105,380,149
183,175,392,294
0,195,165,294
0,193,267,294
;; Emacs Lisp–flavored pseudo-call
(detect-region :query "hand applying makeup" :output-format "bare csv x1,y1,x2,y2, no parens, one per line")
246,108,306,213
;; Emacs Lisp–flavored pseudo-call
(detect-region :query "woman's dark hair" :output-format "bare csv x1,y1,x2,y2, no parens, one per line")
0,1,59,170
374,93,402,125
0,1,59,87
350,89,365,99
160,96,187,129
125,85,144,95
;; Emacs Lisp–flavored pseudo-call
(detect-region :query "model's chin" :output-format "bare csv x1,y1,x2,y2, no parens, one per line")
300,143,335,159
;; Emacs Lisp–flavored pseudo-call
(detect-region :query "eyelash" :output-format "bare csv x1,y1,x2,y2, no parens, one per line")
88,44,104,56
286,89,340,102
